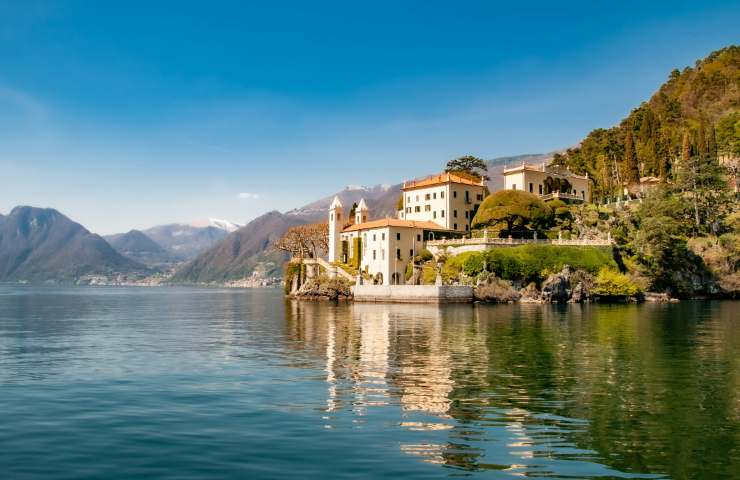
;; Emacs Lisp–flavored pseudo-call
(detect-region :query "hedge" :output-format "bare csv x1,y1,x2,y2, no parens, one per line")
443,245,616,284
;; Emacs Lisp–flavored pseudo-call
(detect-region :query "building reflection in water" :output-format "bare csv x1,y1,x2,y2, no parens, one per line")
283,300,740,478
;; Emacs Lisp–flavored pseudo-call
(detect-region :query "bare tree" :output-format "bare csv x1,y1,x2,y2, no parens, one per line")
274,222,329,259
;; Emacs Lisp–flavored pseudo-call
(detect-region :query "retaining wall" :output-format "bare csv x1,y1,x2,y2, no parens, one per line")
353,284,473,303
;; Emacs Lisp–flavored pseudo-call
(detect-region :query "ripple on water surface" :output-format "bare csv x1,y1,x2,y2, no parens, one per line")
0,287,738,479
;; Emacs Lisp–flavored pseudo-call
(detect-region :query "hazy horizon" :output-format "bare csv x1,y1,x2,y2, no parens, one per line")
2,1,739,234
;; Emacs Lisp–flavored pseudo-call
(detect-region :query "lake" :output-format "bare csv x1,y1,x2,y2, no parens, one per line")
0,287,737,479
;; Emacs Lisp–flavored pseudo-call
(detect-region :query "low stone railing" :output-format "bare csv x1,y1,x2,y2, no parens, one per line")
426,236,612,247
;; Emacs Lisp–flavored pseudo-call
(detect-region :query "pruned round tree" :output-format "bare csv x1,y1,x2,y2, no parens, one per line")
472,190,553,236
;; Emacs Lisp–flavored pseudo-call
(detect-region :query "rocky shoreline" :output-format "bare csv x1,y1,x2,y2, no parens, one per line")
287,266,688,304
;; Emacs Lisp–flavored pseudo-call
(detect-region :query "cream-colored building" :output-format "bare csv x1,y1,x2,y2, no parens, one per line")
328,172,483,284
399,173,488,233
502,163,591,203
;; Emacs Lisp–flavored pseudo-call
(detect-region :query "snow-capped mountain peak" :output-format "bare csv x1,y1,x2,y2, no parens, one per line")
189,218,241,232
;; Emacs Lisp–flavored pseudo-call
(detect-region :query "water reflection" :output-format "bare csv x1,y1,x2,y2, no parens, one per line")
285,300,739,478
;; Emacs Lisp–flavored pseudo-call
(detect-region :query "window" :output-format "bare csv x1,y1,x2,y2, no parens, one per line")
539,184,543,194
425,193,431,200
433,211,437,219
424,205,431,212
381,250,385,260
477,193,483,201
337,212,341,220
454,223,458,230
416,234,421,242
409,249,414,257
465,225,469,231
582,190,585,199
529,183,533,193
373,250,376,260
465,191,469,202
381,233,385,240
433,192,437,199
373,234,376,241
406,207,411,213
512,184,516,190
453,191,457,198
330,213,334,221
415,206,421,213
441,210,445,217
441,191,445,199
407,196,411,203
416,195,419,201
396,232,400,240
454,209,458,218
396,248,401,260
465,211,469,219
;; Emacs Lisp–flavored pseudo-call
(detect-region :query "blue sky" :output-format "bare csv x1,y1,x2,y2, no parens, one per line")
1,1,738,234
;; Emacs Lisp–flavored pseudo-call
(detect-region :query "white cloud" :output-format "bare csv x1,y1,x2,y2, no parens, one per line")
237,192,260,200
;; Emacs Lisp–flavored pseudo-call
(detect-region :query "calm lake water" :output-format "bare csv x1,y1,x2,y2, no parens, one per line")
0,287,738,479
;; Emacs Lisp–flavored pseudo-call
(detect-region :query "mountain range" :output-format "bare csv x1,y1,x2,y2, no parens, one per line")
0,207,147,283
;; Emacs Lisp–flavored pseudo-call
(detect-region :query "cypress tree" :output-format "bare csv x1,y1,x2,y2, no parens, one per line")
697,122,707,157
708,125,718,159
623,130,640,184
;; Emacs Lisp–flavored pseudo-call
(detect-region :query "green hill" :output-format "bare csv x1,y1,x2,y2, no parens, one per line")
556,45,739,199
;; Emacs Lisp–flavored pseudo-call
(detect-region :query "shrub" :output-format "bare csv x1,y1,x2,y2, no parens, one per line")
422,265,437,284
283,262,305,294
593,267,641,297
351,237,362,269
443,245,616,284
418,248,434,262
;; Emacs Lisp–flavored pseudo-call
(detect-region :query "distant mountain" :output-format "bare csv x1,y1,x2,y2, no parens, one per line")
188,218,241,232
141,223,233,260
0,206,148,283
104,229,178,267
287,183,400,221
485,153,556,190
170,211,307,283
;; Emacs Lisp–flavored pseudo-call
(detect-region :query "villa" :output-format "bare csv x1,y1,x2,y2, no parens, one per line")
326,166,598,286
328,173,487,285
502,162,591,203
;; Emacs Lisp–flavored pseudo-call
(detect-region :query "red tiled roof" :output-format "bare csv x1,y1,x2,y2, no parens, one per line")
402,172,485,190
342,218,449,233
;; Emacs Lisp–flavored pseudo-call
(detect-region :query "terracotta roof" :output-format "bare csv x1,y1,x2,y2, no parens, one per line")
342,218,449,233
402,172,485,190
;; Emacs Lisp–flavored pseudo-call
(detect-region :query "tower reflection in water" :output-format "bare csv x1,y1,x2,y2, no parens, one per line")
283,300,711,477
285,301,504,470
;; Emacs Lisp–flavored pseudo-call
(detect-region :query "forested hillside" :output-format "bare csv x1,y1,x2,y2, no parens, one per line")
555,46,739,199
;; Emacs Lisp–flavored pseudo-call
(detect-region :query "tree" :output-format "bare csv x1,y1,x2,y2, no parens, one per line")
445,155,490,181
471,190,553,236
623,130,640,184
274,222,329,259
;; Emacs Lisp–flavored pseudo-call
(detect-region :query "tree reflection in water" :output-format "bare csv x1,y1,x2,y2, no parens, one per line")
285,300,739,478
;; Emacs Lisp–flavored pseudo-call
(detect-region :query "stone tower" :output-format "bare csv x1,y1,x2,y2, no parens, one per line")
355,198,368,225
328,196,344,262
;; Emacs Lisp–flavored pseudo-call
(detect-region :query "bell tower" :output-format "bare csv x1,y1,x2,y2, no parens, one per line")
355,198,369,225
328,196,344,262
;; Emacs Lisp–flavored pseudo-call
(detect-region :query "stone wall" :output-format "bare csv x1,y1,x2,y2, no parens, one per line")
353,284,473,303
